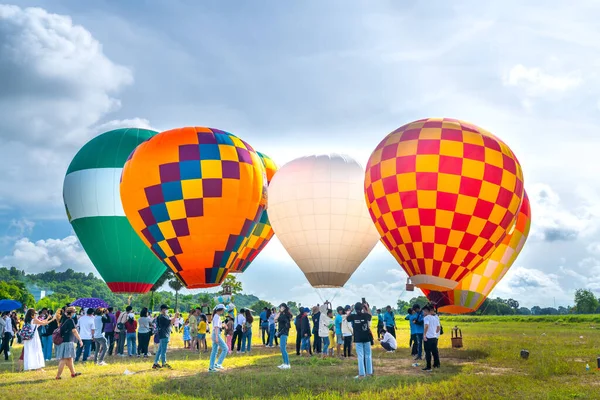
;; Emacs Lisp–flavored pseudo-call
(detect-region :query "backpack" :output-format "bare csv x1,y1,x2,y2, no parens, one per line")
53,320,68,346
18,323,36,341
414,311,424,326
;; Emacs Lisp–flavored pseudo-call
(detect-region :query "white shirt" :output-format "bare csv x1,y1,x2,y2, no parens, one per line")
381,332,397,349
4,317,13,335
318,304,332,338
236,313,246,327
213,314,222,329
424,314,440,339
341,315,353,336
78,315,95,340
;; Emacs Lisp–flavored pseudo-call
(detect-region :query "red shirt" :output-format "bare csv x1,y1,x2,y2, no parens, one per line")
125,319,137,333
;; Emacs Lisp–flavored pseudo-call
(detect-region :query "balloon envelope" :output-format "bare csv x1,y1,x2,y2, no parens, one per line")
268,154,380,288
229,151,278,273
119,127,266,289
364,118,525,291
63,128,166,293
423,190,531,313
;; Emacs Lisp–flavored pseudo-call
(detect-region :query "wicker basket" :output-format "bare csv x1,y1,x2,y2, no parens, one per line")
406,277,414,292
451,327,463,348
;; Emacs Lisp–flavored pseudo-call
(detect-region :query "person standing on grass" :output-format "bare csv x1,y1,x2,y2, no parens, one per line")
224,315,234,354
383,305,396,338
188,308,198,352
23,308,56,371
376,309,385,340
312,305,322,354
334,306,344,358
342,306,354,358
267,307,276,347
241,309,254,354
116,306,131,356
198,314,208,352
208,304,228,372
232,308,246,353
422,305,440,371
75,308,94,362
137,308,152,358
299,307,312,356
378,330,397,352
103,307,116,356
183,319,191,349
55,307,82,380
125,312,138,357
93,308,108,366
318,302,333,358
152,305,177,370
405,308,417,357
42,310,57,361
412,304,424,361
260,307,269,345
347,302,373,379
276,303,292,369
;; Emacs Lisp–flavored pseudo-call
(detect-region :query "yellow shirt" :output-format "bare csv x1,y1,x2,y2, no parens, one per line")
329,330,335,343
199,321,207,333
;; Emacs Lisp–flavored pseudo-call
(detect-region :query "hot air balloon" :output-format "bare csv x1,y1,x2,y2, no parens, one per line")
119,127,266,289
63,128,167,293
423,190,531,313
229,151,278,273
267,154,380,288
364,118,524,291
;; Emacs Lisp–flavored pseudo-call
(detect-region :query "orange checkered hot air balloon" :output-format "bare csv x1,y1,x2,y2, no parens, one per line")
120,127,266,289
229,152,278,273
364,118,524,291
422,190,531,313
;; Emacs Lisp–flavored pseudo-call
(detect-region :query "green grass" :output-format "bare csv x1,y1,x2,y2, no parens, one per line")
1,315,599,399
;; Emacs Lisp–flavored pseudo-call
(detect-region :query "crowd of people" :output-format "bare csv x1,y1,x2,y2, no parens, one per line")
0,299,442,379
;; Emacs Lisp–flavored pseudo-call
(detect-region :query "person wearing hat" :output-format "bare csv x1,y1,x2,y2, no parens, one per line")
55,306,83,379
152,305,178,370
208,304,228,372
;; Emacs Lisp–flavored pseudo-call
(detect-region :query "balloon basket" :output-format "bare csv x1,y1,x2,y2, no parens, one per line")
451,326,463,349
406,277,414,292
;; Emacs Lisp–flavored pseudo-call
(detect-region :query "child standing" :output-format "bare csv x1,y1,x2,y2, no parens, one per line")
198,315,208,353
225,315,234,354
183,319,191,349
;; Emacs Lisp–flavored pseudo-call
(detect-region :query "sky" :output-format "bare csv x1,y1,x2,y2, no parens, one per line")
1,1,599,309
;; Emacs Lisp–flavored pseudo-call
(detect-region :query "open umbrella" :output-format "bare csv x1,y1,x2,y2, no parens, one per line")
70,298,109,309
0,299,22,312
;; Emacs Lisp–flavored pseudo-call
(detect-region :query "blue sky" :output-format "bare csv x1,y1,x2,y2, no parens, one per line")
1,1,599,308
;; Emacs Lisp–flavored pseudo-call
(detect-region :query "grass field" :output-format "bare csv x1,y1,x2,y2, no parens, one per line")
1,315,599,399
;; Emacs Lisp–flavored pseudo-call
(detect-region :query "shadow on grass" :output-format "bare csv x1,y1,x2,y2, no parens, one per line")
151,351,466,399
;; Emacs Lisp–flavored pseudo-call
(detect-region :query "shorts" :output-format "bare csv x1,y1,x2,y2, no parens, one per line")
336,334,343,345
197,334,206,340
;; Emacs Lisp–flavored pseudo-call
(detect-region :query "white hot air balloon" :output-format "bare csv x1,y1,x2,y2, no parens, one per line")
267,154,380,287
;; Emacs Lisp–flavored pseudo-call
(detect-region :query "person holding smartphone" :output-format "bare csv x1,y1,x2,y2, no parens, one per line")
347,301,373,379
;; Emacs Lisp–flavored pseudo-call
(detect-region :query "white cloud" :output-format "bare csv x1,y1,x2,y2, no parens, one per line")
1,235,93,274
504,64,582,96
0,5,144,211
492,266,570,307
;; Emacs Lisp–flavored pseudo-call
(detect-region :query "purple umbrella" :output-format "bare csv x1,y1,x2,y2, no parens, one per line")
70,298,109,309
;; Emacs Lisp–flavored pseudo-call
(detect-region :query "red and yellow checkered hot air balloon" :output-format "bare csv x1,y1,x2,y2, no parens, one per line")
229,152,278,273
422,190,531,313
364,118,525,291
120,127,266,289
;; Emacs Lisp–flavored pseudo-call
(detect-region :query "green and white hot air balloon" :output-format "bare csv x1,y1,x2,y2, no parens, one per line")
63,128,166,293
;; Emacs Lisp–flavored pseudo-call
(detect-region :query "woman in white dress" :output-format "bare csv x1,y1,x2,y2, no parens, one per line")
23,308,56,372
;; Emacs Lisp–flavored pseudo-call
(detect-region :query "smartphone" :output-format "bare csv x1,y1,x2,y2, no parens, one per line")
362,297,366,304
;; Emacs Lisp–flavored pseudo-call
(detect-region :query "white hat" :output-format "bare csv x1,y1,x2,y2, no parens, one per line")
214,304,225,312
128,313,135,319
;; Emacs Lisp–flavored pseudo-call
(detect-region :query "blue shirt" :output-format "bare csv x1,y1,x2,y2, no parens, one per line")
412,311,424,334
334,314,342,335
406,314,416,334
383,311,395,328
259,311,267,324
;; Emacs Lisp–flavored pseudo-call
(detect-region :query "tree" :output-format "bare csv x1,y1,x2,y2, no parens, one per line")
574,289,599,314
507,298,519,310
557,306,569,315
221,274,243,295
531,306,541,315
396,299,410,314
287,301,299,315
0,280,35,310
149,269,172,311
517,307,531,315
251,300,274,314
36,293,76,312
168,277,185,312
